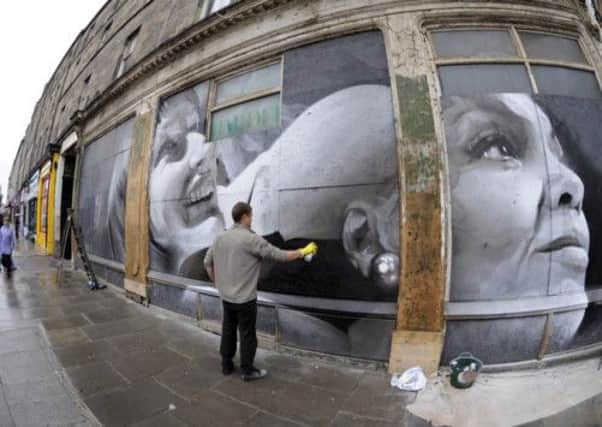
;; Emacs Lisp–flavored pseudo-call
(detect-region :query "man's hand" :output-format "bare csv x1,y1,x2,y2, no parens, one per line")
285,242,319,261
299,242,318,257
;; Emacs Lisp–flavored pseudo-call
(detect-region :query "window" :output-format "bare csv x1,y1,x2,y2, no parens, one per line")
200,0,236,19
102,21,113,42
209,61,282,140
115,27,140,78
430,27,601,98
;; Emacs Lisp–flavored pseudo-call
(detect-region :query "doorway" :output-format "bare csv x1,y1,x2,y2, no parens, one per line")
59,151,76,260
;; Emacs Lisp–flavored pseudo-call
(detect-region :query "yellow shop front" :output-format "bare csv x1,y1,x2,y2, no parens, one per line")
36,154,59,254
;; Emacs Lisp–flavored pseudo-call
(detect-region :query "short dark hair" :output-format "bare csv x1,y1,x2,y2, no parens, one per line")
232,202,252,223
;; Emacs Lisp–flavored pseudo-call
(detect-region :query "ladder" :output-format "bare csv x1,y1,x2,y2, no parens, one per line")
56,208,103,290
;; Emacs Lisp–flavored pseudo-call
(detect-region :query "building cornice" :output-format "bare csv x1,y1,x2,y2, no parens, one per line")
77,0,588,124
80,0,296,123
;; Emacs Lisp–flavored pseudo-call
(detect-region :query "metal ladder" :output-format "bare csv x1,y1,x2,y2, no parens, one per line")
56,208,101,289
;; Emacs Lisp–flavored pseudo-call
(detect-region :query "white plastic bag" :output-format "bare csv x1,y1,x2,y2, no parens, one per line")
390,366,427,391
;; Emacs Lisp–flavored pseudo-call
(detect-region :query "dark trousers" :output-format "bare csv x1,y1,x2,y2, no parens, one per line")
220,299,257,374
1,254,12,272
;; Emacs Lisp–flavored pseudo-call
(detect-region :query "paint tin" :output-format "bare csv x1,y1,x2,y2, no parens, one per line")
449,352,482,389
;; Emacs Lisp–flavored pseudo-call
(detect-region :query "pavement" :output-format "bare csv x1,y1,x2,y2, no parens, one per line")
407,357,602,427
0,240,415,427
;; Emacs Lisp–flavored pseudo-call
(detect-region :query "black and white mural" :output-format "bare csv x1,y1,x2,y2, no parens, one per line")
149,31,399,302
442,93,602,363
78,119,133,263
149,31,399,358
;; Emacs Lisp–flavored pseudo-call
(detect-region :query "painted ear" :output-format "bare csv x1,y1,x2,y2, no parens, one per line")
342,204,380,278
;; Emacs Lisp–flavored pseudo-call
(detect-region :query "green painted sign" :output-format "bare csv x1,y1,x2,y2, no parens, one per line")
211,95,280,140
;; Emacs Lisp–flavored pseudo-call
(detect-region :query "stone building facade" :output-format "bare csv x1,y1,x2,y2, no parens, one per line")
8,0,602,372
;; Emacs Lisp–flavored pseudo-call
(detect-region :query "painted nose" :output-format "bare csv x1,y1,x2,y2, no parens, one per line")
186,132,207,168
547,162,584,211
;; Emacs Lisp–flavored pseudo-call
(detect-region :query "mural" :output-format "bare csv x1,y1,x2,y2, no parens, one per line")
78,119,133,263
149,31,400,304
442,93,602,363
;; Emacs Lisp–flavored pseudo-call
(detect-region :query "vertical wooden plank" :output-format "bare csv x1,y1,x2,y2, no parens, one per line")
124,103,154,297
384,15,447,374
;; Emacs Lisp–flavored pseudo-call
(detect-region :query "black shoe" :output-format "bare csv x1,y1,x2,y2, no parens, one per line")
222,364,235,375
241,368,267,382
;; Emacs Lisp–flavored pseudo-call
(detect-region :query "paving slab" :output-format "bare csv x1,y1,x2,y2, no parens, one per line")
53,340,121,368
261,353,364,394
0,308,24,322
109,348,189,382
3,376,69,405
165,334,220,360
341,372,413,421
42,314,91,331
19,306,65,320
246,411,307,427
131,412,190,427
0,318,44,332
84,378,187,426
83,306,142,324
9,396,88,426
0,349,56,385
0,386,15,427
173,389,257,426
155,359,226,400
45,327,91,348
214,375,346,427
0,296,50,310
107,330,167,354
331,411,402,427
60,302,108,316
65,361,129,398
156,319,214,342
81,315,159,341
0,327,45,354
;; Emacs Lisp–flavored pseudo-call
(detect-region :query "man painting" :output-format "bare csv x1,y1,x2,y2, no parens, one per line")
204,202,317,381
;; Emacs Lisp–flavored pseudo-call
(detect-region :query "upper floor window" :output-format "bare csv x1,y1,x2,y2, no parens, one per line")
430,27,601,99
200,0,237,19
115,27,140,78
103,21,113,40
208,61,282,141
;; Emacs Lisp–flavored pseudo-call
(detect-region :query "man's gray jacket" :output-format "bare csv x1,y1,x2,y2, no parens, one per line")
203,223,289,303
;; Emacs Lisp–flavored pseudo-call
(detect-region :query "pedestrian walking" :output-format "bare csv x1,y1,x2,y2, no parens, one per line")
204,201,318,381
0,216,16,276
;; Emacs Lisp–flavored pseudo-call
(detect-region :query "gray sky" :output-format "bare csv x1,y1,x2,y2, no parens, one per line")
0,1,107,203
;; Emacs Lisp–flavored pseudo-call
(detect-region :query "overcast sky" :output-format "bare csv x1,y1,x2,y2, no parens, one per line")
0,1,107,202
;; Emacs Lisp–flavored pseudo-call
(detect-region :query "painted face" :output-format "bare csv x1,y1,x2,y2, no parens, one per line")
444,94,589,301
150,98,223,265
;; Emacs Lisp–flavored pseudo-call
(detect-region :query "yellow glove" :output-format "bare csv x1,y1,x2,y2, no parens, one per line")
300,242,318,257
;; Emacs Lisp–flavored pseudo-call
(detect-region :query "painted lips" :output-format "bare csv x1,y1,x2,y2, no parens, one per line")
183,171,214,208
183,191,213,207
536,232,589,270
537,235,584,253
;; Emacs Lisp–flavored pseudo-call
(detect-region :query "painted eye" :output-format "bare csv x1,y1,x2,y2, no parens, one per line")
482,145,509,160
158,139,186,163
471,134,519,161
